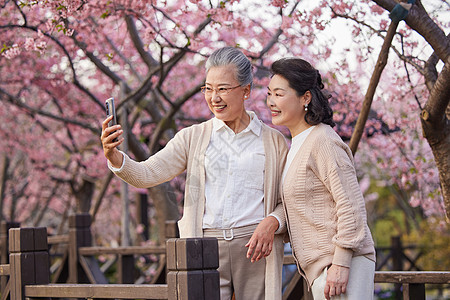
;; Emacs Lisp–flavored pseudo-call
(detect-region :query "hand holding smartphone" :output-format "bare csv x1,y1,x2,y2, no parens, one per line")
105,97,118,142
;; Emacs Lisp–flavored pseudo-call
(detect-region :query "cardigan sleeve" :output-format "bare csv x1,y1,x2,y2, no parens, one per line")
314,137,368,267
110,127,190,188
271,130,289,234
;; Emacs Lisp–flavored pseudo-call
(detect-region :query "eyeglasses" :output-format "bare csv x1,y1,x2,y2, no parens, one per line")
200,85,241,96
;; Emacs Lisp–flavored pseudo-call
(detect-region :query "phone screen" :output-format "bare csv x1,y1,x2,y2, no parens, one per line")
105,97,118,142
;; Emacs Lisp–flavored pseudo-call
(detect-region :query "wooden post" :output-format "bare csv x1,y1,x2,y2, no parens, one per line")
402,283,425,300
167,238,220,300
1,221,20,294
165,220,179,240
391,236,403,300
118,254,135,284
0,222,20,264
68,213,92,283
136,193,149,241
119,86,131,248
9,227,49,300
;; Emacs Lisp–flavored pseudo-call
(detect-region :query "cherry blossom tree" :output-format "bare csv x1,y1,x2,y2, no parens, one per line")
0,0,448,245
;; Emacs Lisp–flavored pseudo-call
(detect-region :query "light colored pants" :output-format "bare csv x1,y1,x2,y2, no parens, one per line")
311,256,375,300
217,235,266,300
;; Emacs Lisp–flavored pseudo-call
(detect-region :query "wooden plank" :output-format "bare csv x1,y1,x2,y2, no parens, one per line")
165,220,179,239
136,193,149,240
402,283,410,300
202,238,218,269
118,254,135,284
25,284,168,299
375,271,450,284
9,228,34,253
0,264,9,276
78,228,93,247
1,222,20,262
406,283,425,300
69,213,91,228
33,227,48,251
0,278,9,300
34,251,50,284
282,272,303,300
203,270,220,300
51,248,69,283
9,252,19,300
78,245,166,256
47,234,69,245
177,270,204,300
10,252,35,300
166,239,177,271
167,271,178,300
150,255,167,284
283,255,296,265
68,229,77,283
176,238,203,271
79,255,108,284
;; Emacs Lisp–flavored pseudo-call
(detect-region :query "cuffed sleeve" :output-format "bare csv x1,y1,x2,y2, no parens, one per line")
270,204,287,234
107,150,126,172
332,246,353,268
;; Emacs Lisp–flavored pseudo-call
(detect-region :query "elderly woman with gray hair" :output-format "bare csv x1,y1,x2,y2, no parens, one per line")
101,46,288,300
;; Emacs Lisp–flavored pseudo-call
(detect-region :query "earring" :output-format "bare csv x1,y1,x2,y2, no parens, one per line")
304,103,308,111
244,95,248,100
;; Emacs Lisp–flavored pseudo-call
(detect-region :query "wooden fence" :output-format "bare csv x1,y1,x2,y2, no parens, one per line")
0,226,220,300
282,254,450,300
0,216,449,300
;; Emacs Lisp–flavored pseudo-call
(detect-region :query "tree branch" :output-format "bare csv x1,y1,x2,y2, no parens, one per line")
71,30,131,93
421,58,450,136
349,21,399,154
0,87,100,134
0,24,104,109
125,14,158,68
148,82,203,153
373,0,450,62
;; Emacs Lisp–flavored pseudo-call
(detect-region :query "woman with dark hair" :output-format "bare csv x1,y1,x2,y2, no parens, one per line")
267,58,375,300
102,47,288,300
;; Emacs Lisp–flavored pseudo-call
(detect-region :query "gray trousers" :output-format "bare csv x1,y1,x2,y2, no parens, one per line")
204,225,266,300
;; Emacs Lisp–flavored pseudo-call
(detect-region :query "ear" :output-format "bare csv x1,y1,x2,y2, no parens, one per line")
243,84,251,99
303,90,312,105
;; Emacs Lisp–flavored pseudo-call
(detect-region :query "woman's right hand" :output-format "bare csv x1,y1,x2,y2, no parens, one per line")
324,264,350,299
101,115,124,168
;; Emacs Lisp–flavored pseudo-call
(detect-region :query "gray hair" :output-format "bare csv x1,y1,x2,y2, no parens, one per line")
205,46,253,88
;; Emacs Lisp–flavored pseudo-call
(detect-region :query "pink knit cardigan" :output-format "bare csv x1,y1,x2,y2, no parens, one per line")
282,123,376,286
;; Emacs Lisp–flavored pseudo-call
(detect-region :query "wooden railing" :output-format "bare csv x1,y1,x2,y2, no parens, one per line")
1,218,449,300
0,226,220,300
282,255,450,300
375,271,450,300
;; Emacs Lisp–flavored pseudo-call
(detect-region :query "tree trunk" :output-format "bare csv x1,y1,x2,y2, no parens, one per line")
148,183,180,244
73,175,95,213
0,154,8,224
420,58,450,221
372,0,450,220
127,124,180,243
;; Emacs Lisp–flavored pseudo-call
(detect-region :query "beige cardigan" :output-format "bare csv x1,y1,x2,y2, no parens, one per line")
112,118,288,300
282,123,375,286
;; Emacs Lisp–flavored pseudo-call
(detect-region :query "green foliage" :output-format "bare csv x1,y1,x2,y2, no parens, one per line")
0,44,9,54
403,220,450,271
368,183,449,271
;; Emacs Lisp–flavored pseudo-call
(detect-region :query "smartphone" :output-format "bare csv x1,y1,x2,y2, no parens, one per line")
105,97,118,142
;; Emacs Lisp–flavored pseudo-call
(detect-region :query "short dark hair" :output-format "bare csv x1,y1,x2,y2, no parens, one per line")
270,58,335,127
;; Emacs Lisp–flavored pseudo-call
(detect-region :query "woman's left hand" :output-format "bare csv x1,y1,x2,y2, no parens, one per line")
324,264,350,299
245,216,279,263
